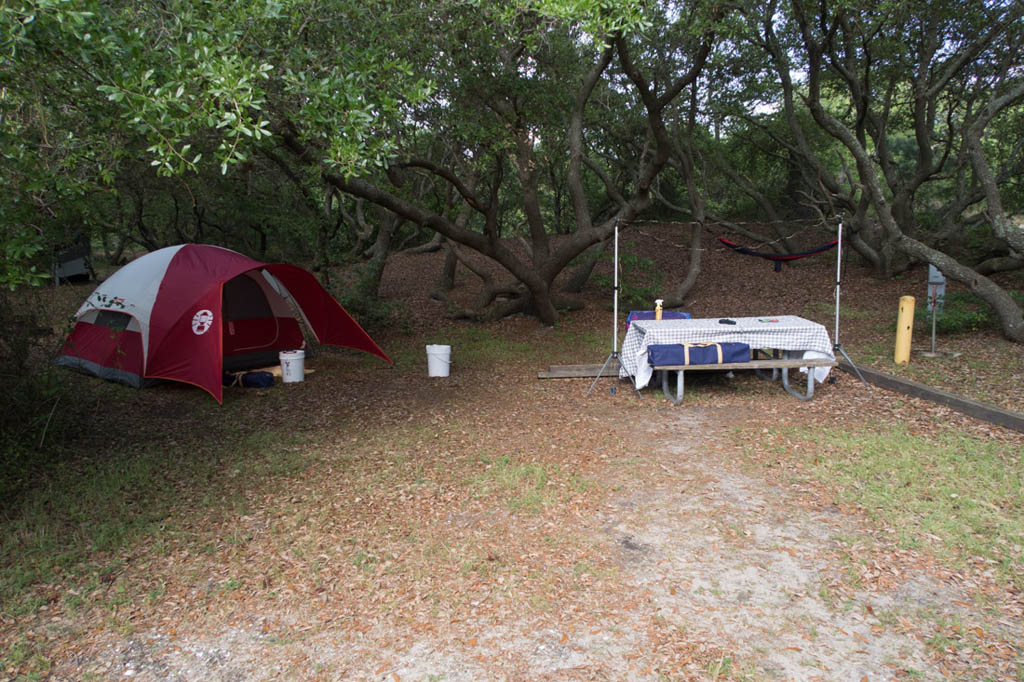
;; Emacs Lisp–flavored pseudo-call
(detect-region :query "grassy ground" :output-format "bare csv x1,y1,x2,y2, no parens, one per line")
781,424,1024,586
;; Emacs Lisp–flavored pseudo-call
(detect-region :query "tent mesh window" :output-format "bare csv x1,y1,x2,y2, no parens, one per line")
93,310,132,331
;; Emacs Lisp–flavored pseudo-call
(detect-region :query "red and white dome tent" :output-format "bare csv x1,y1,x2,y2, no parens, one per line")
56,244,391,402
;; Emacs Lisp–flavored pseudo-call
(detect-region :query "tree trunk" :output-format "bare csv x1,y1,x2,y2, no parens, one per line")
665,84,707,306
433,244,457,298
664,222,702,307
975,256,1023,276
404,231,444,254
965,81,1024,256
563,239,609,294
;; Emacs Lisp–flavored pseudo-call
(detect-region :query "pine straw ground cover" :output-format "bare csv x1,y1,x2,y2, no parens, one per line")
1,228,1023,681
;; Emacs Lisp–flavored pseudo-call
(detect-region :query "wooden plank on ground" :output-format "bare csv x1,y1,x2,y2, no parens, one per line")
240,365,316,378
538,364,620,379
838,361,1024,434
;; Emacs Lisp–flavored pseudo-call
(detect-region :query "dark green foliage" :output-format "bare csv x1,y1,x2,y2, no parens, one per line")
0,293,76,503
916,290,1024,335
333,286,410,335
593,242,664,309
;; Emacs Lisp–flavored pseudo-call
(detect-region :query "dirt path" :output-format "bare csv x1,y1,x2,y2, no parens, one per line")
601,405,945,680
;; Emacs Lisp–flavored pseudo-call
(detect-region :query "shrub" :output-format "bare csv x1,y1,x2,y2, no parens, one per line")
0,291,75,501
916,290,1024,334
332,285,409,335
593,242,664,309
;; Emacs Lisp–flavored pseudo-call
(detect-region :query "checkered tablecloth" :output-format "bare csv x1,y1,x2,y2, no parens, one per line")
619,315,834,389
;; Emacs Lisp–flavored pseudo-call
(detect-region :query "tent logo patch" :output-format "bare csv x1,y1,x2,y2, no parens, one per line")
191,309,214,335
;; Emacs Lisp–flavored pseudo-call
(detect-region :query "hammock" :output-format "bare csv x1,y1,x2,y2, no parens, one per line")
717,237,838,272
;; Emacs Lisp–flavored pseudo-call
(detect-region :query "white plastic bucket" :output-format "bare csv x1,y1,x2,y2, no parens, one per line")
279,350,306,383
426,344,451,377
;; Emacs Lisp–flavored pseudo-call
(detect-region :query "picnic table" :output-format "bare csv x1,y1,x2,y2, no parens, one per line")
618,315,836,403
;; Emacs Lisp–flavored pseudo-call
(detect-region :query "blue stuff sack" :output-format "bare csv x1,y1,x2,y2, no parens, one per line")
240,371,275,388
224,370,275,388
648,342,750,366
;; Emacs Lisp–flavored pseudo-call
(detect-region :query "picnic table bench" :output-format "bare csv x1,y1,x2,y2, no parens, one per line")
651,353,838,404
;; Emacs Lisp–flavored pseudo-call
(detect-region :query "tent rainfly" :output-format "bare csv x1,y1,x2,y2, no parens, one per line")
56,244,391,402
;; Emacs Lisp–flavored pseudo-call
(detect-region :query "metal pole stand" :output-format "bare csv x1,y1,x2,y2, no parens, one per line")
833,342,869,386
586,348,622,397
586,220,642,398
832,220,870,388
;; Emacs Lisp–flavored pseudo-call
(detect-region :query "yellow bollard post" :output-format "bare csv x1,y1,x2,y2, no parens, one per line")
894,295,915,366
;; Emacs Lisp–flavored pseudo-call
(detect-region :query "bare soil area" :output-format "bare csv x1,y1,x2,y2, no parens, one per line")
3,226,1023,681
